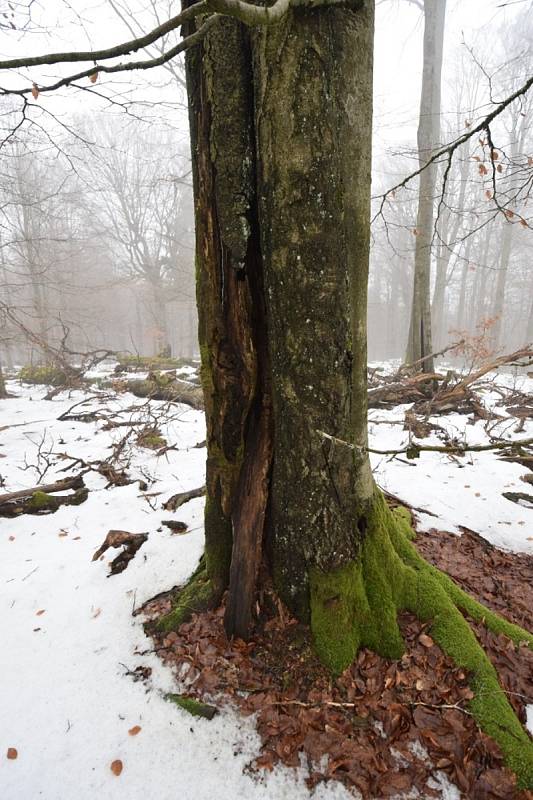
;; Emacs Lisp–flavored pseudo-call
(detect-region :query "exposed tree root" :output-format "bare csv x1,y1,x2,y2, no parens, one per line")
156,556,218,633
155,491,533,787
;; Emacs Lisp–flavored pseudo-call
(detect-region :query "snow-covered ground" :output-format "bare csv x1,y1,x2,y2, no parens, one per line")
369,364,533,554
1,365,531,799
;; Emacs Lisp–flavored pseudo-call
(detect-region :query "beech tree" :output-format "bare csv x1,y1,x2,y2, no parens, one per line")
1,0,533,785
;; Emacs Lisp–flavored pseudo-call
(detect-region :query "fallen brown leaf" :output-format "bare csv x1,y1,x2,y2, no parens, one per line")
7,748,17,760
110,759,123,776
128,725,141,736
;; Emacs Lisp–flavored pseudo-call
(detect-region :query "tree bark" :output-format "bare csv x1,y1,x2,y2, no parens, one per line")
405,0,447,371
181,0,373,646
252,8,374,620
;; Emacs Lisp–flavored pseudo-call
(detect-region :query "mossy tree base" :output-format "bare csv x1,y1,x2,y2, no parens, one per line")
158,492,533,788
310,491,533,788
156,556,219,634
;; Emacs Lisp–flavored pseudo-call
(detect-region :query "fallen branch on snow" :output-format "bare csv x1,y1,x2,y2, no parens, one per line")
92,529,149,575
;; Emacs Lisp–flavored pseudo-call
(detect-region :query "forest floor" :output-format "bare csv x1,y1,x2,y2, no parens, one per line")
0,360,532,800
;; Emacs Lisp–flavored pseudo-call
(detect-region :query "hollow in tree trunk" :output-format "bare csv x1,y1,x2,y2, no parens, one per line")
158,1,533,785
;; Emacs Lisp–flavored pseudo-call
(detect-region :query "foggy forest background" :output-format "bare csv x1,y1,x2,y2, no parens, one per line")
0,0,531,369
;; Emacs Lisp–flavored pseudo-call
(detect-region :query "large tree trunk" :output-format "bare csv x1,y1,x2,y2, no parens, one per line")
176,0,375,659
405,0,447,371
157,2,533,781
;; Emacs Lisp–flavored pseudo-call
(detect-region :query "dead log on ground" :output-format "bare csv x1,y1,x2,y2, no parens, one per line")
0,484,88,517
0,475,85,505
92,529,149,575
127,372,204,410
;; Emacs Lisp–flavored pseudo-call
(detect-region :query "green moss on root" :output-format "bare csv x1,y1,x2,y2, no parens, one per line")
165,694,217,720
156,558,215,633
310,490,533,788
309,561,364,673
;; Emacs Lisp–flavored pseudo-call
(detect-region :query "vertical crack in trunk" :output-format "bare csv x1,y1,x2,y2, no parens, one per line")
224,44,273,641
187,15,273,635
225,220,273,639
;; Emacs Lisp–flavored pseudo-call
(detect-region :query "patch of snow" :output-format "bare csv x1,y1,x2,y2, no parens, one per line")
368,370,533,554
0,386,355,800
1,369,530,799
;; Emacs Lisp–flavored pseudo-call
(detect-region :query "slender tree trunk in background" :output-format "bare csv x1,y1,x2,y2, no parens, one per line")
17,178,49,356
150,278,171,355
490,112,529,351
405,0,446,372
491,219,513,351
432,238,447,347
431,148,469,348
456,236,472,332
526,292,533,345
0,243,14,369
472,227,493,329
0,363,7,398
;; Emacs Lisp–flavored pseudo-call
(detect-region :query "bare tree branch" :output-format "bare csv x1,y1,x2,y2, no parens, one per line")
0,2,209,70
373,72,533,222
0,16,221,96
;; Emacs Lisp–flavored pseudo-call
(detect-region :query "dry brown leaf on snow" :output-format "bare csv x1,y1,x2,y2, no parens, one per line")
36,609,45,616
110,759,123,776
7,748,18,760
128,725,141,736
